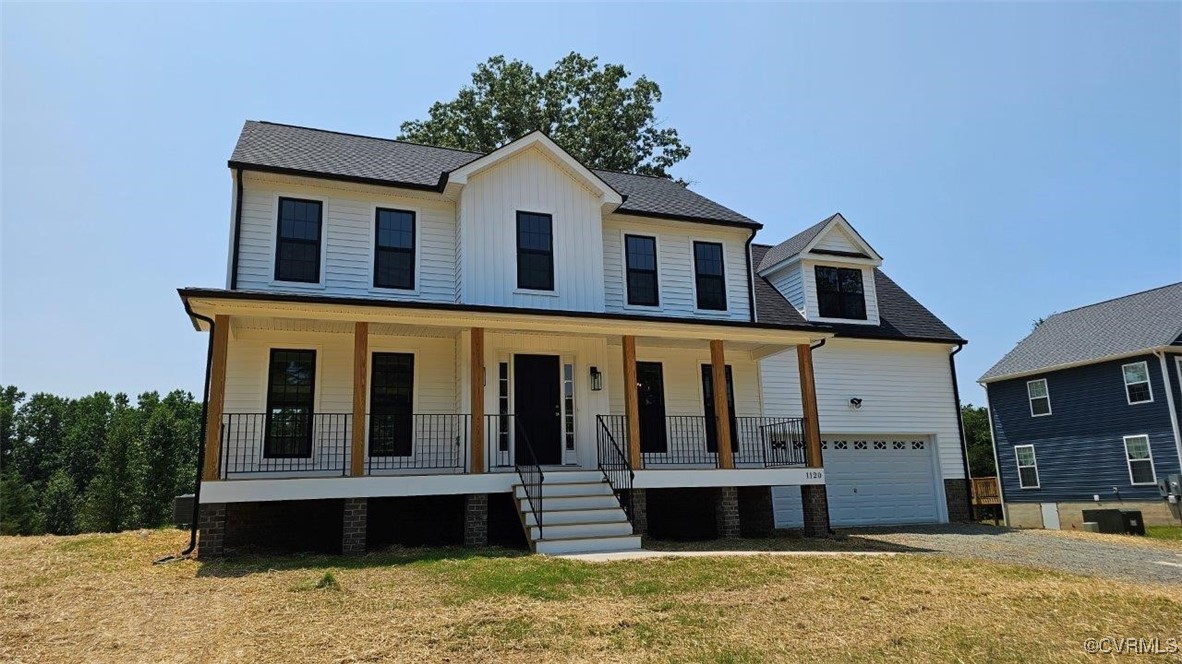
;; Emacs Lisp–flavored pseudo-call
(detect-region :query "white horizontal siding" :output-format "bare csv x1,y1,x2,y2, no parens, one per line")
234,173,457,302
759,338,964,479
812,226,861,253
603,215,752,321
765,264,805,312
801,259,880,325
606,344,762,417
458,148,606,311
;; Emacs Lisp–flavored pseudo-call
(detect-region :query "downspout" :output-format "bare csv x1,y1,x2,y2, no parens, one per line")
229,167,244,290
744,229,757,322
1154,350,1182,472
949,344,973,520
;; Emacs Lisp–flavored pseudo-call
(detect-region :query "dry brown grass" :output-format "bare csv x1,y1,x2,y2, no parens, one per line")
2,530,1179,663
1045,527,1182,552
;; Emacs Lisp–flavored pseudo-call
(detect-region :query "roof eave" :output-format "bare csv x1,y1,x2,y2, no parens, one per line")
978,345,1172,384
228,161,446,193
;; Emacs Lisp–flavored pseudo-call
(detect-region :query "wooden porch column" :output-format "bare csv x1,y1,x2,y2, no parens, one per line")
470,328,485,474
710,340,735,469
797,344,823,468
622,335,642,468
350,322,368,477
202,314,230,481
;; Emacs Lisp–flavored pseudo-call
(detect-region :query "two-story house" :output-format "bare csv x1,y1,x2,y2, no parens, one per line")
979,283,1182,529
181,121,968,557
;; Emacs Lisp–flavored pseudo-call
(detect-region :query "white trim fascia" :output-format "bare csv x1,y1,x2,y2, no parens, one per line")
1160,352,1182,471
798,213,884,264
1121,434,1157,486
980,346,1174,385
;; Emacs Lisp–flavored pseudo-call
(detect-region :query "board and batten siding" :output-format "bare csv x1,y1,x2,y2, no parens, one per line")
988,354,1182,504
760,339,964,479
233,172,457,302
457,147,606,311
602,215,753,321
800,259,880,325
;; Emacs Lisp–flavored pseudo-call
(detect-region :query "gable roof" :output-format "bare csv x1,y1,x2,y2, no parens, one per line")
979,282,1182,383
228,120,759,228
756,213,881,273
750,244,964,343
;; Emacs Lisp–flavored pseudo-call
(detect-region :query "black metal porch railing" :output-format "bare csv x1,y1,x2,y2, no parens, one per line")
734,417,807,467
613,415,809,469
366,414,470,474
645,415,717,467
485,413,516,471
512,417,544,540
219,413,351,478
596,415,635,525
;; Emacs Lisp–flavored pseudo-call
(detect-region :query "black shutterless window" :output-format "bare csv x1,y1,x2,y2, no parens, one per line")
374,208,415,289
693,241,727,310
369,353,415,457
264,349,316,458
516,211,554,291
625,234,659,306
274,198,322,283
815,266,866,319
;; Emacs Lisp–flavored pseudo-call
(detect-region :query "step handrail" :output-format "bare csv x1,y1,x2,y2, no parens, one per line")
512,417,545,540
595,415,636,527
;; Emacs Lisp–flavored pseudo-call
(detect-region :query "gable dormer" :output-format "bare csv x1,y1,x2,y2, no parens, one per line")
757,213,883,326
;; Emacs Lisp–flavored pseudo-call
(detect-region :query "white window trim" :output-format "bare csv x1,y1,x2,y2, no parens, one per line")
513,207,558,295
368,203,423,296
269,193,329,290
1014,444,1040,489
810,263,872,324
689,239,731,316
1027,378,1052,417
620,230,664,311
1121,361,1154,405
1122,434,1157,486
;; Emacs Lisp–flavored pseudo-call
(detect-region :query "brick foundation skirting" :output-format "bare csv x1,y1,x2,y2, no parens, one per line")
716,487,740,538
801,485,831,537
342,498,368,555
737,486,774,538
464,493,489,547
630,488,648,536
943,479,972,523
197,502,226,559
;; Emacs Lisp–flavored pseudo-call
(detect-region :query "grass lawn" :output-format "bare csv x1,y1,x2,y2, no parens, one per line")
1146,525,1182,543
2,530,1180,663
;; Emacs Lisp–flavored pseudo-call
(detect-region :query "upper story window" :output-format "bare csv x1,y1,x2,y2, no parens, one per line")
374,208,416,290
1123,435,1156,485
1027,378,1051,417
693,241,727,311
1122,361,1153,404
516,211,554,291
815,266,866,320
625,234,659,306
274,197,323,284
1014,444,1039,489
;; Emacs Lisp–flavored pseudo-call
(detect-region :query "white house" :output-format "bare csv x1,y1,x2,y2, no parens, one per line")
181,121,968,557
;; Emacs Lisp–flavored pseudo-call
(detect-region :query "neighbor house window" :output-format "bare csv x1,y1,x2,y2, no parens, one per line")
693,241,727,310
373,208,415,290
516,211,554,290
1122,361,1153,405
815,266,866,319
264,349,316,458
274,197,323,283
1014,444,1039,489
1123,435,1156,485
625,234,659,306
1027,379,1051,417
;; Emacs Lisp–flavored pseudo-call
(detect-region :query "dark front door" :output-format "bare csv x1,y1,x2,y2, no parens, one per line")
636,361,668,453
513,354,562,465
702,364,737,453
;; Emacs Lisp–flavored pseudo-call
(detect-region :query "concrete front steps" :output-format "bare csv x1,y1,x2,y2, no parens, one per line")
513,471,642,555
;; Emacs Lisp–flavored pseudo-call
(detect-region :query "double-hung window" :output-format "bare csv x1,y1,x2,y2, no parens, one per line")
815,266,866,319
1123,435,1156,485
1122,361,1153,404
1014,445,1039,489
274,197,323,283
1027,379,1051,417
693,241,727,311
516,211,554,291
625,234,659,306
264,349,316,458
374,208,415,290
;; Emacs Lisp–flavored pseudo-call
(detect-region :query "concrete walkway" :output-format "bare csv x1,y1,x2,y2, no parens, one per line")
556,548,899,562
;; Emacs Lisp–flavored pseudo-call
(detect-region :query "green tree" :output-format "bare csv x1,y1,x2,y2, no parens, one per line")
41,469,80,535
79,394,141,532
12,392,71,489
0,385,26,461
0,468,42,535
961,404,996,477
61,392,113,490
399,53,691,178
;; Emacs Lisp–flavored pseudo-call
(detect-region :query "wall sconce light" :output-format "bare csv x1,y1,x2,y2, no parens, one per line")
589,366,603,391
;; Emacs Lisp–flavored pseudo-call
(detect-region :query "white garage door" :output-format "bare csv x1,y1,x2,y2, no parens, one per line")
773,435,941,528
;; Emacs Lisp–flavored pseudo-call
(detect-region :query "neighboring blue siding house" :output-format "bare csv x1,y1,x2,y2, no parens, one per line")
979,283,1182,529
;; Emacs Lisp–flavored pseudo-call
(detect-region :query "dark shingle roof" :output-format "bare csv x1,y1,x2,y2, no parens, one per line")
979,282,1182,382
229,121,758,227
756,214,838,272
750,244,964,343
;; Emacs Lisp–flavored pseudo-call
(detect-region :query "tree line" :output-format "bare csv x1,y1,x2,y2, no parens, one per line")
1,386,201,535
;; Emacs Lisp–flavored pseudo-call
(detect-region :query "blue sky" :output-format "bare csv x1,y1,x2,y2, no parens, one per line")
2,3,1179,405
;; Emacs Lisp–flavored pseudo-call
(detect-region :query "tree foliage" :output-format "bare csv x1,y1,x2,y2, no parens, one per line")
398,53,691,178
961,403,996,477
0,385,200,536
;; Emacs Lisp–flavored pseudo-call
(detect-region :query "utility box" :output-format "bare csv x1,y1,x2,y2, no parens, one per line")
1120,510,1146,536
173,494,195,529
1081,509,1124,534
1160,474,1182,498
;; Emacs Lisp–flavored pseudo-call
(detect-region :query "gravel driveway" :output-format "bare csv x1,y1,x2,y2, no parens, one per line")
847,524,1182,585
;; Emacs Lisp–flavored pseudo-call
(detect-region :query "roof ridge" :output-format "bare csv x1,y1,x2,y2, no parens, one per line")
1046,281,1182,319
251,120,485,156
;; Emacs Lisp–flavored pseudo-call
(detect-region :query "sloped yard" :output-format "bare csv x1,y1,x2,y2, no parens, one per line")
2,530,1179,663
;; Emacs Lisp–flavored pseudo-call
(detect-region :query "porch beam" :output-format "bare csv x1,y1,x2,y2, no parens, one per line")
350,322,368,477
202,314,230,481
797,344,823,468
710,340,735,469
622,335,642,468
470,328,485,474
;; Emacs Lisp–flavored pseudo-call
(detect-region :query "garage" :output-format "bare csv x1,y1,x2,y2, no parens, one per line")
773,435,942,527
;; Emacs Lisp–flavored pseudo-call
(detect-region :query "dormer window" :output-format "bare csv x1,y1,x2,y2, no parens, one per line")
815,266,866,320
